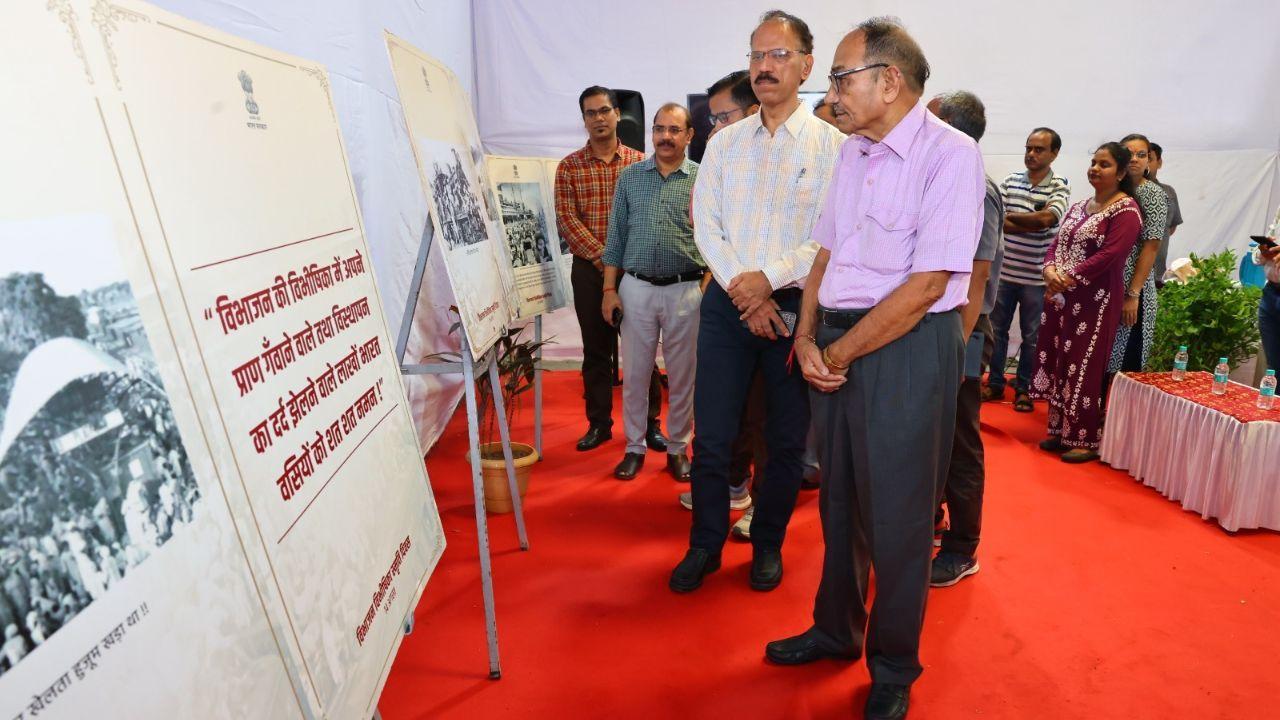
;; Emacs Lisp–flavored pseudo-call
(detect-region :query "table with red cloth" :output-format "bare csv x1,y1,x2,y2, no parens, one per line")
1099,371,1280,531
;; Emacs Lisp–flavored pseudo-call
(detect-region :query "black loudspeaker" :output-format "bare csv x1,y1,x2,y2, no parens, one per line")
687,93,711,163
613,89,645,153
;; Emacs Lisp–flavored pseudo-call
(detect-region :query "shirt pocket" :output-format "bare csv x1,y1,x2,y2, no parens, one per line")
788,175,824,216
860,203,919,274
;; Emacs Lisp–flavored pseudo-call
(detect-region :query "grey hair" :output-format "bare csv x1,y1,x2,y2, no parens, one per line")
936,90,987,142
855,16,930,94
753,9,814,54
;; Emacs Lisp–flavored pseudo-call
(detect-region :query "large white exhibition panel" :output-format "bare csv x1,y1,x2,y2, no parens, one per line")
0,1,443,717
149,0,478,451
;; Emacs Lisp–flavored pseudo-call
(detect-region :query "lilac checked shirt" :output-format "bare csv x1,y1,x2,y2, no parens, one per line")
814,101,985,312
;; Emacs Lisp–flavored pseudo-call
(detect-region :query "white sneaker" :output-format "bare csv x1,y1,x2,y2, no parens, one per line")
731,506,754,540
678,490,752,512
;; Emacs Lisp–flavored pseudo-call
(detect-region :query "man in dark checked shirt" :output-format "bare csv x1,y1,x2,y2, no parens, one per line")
555,86,666,453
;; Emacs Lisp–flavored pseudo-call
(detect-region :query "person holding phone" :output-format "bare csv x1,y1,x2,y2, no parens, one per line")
669,10,844,595
1255,208,1280,371
600,103,705,481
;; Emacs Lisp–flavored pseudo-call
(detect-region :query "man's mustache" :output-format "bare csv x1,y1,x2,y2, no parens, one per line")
754,73,778,84
657,141,675,148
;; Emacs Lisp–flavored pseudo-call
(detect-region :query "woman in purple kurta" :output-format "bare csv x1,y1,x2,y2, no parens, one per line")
1031,143,1142,462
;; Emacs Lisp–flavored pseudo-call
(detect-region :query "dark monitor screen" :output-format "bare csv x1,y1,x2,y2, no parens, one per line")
686,91,829,163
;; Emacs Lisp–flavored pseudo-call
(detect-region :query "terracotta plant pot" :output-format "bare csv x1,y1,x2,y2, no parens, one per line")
471,442,538,514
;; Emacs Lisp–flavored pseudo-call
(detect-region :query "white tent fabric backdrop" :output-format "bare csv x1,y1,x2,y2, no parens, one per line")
142,0,1280,445
151,0,476,451
475,0,1280,361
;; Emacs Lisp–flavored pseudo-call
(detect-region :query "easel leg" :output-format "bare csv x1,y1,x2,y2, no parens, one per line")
463,349,502,679
488,359,530,551
534,315,544,459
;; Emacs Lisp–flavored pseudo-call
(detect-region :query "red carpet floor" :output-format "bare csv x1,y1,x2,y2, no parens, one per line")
379,370,1280,719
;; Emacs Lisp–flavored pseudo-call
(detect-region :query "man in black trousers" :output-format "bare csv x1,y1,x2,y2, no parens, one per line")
554,86,667,453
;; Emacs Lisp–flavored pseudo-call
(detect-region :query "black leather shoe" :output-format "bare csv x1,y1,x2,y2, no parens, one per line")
864,683,910,720
666,453,691,481
765,627,858,665
749,548,783,591
645,422,669,452
800,467,821,490
669,548,720,593
613,452,645,480
576,425,612,452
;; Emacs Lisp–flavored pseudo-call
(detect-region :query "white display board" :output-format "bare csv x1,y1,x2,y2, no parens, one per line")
385,33,511,359
0,2,444,718
484,156,567,318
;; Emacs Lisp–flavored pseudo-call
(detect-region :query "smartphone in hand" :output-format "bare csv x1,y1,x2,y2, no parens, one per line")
611,307,623,327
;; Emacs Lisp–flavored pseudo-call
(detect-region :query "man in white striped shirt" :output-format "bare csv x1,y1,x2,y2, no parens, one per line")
983,127,1070,412
669,10,845,594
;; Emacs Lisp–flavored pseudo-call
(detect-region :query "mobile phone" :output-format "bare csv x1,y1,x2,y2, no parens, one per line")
611,307,623,326
1250,235,1277,249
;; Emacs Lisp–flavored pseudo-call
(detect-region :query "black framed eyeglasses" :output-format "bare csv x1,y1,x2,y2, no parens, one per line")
708,107,746,126
827,62,888,90
583,106,615,120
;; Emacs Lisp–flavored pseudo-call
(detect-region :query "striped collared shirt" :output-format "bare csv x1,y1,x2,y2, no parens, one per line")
692,102,845,290
602,156,703,276
554,141,645,260
999,169,1071,285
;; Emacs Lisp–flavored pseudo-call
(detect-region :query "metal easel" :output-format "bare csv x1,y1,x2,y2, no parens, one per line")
389,218,543,681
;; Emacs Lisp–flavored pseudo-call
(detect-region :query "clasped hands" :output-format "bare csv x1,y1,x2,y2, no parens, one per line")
1042,265,1075,295
795,335,848,393
727,270,789,340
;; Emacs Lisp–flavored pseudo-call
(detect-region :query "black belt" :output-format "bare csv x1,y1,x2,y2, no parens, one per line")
818,307,870,329
626,269,705,286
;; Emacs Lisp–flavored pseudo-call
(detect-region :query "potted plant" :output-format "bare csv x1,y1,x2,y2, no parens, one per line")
1150,250,1262,372
429,314,550,513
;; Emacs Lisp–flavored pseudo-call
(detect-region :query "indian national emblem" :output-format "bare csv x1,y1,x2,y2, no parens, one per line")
420,67,432,92
239,70,260,116
512,164,520,179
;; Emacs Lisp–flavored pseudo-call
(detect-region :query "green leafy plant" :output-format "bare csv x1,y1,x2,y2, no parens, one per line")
1150,250,1261,371
426,308,551,458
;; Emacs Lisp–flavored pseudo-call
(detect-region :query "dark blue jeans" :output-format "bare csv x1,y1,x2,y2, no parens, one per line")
1261,283,1280,372
987,280,1045,394
689,283,809,553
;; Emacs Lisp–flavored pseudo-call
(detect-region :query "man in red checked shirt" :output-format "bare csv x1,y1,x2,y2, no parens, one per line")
555,86,666,453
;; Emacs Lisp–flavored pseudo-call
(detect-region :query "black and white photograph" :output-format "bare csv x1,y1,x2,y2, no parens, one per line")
427,145,490,251
0,217,202,677
497,181,554,269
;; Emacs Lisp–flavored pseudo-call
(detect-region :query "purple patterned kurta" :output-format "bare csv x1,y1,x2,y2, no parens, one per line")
1030,198,1142,449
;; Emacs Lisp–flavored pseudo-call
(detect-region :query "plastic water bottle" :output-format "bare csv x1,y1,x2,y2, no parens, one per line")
1259,370,1277,410
1172,345,1189,381
1211,358,1230,395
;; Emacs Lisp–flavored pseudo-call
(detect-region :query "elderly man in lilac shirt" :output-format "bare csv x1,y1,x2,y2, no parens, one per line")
763,18,984,720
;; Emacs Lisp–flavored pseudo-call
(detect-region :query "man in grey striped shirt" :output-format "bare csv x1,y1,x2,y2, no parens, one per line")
983,127,1070,411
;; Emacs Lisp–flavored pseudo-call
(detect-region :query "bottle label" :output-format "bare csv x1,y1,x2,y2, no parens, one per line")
1214,372,1228,383
1174,360,1187,372
1262,386,1276,398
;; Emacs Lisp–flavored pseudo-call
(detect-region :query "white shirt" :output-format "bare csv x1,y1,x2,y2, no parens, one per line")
692,102,845,290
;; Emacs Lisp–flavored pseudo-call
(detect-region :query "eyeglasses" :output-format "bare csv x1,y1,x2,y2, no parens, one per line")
747,48,806,63
708,107,746,126
827,63,888,91
583,106,615,120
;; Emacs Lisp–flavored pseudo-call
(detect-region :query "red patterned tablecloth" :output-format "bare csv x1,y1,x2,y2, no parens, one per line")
1125,371,1278,424
1100,372,1280,531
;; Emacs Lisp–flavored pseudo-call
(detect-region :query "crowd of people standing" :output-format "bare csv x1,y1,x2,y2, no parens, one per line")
552,10,1269,719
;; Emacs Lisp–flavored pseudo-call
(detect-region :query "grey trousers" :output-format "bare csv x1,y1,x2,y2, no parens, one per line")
810,309,963,687
618,275,701,455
